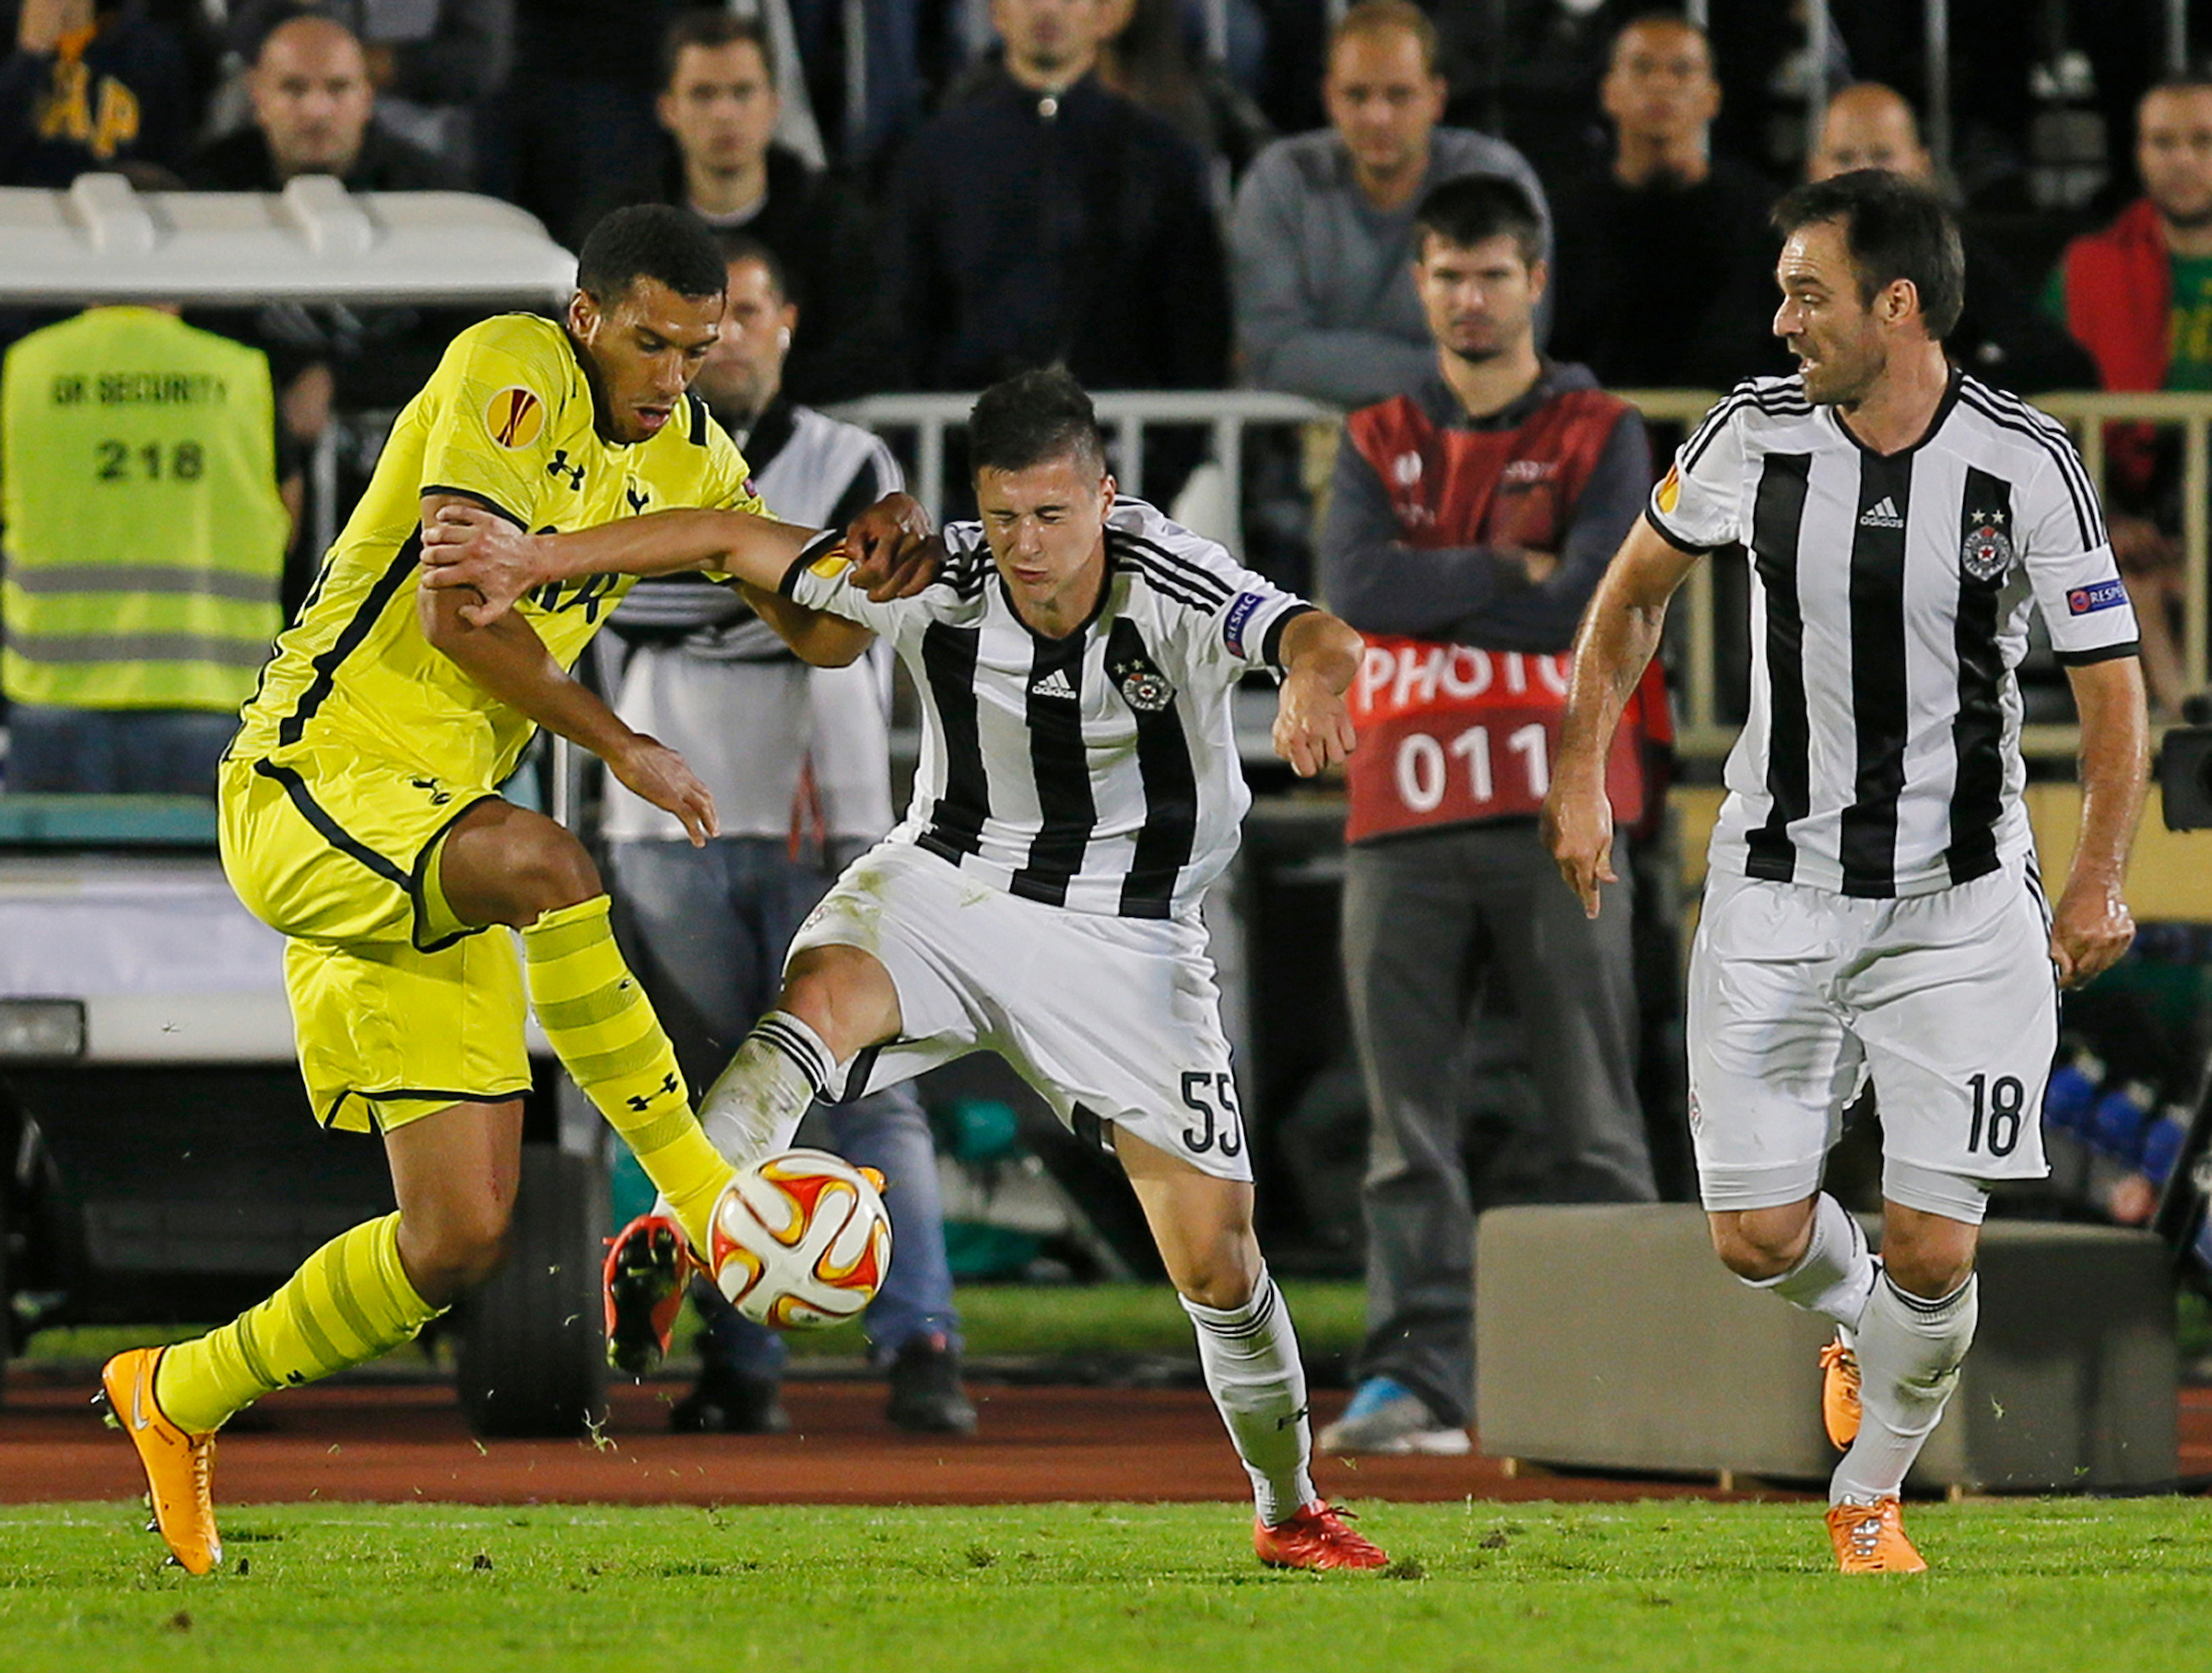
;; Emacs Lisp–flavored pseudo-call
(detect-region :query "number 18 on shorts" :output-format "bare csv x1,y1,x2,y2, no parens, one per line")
1686,858,2056,1214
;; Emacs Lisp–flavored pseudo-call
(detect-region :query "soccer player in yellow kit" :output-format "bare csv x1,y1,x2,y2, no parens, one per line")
99,206,924,1574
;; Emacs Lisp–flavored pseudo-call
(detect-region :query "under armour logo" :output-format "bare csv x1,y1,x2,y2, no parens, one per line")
625,485,649,513
1277,1404,1311,1431
547,450,585,489
409,776,453,807
625,1071,679,1111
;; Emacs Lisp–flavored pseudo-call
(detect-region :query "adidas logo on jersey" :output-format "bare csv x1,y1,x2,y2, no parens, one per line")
1858,496,1904,529
1030,668,1078,701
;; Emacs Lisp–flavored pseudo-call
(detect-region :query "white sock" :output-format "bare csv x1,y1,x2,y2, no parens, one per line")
1180,1267,1316,1526
697,1010,837,1167
1748,1194,1877,1333
1830,1270,1978,1504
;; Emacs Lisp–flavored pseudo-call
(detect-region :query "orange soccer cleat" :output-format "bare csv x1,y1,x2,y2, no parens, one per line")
1819,1334,1863,1450
1826,1497,1928,1574
1253,1502,1390,1572
603,1211,694,1378
97,1348,222,1575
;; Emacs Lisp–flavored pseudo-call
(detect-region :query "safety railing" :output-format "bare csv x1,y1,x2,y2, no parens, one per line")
832,383,2212,766
303,382,2211,767
830,387,1338,532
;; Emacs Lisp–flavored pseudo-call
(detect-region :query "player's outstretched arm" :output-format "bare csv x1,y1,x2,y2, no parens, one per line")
1541,515,1700,918
2051,654,2150,986
418,494,938,626
417,578,719,845
1271,609,1362,778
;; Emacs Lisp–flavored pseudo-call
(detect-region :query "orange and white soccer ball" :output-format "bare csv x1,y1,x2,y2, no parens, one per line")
708,1149,893,1329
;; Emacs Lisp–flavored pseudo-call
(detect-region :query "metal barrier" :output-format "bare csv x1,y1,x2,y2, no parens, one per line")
832,383,2212,765
830,388,1337,532
306,382,2209,765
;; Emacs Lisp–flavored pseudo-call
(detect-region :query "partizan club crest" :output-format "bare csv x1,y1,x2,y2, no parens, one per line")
1961,509,2014,582
1112,654,1175,713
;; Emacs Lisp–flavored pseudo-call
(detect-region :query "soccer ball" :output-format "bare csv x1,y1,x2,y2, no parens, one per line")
708,1149,892,1329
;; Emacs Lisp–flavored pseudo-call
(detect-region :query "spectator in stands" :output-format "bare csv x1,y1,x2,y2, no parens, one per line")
187,13,466,448
187,13,464,192
2050,77,2212,716
1230,0,1549,407
599,10,875,405
601,239,974,1437
210,0,513,174
877,0,1228,393
1810,82,2096,397
1,305,294,793
1094,0,1272,192
1545,11,1787,390
1316,174,1659,1455
481,0,685,248
0,0,191,186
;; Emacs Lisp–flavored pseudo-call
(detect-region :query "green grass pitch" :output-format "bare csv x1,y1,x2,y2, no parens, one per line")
6,1498,2212,1672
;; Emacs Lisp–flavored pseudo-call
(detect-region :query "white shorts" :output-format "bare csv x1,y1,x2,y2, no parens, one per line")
787,841,1252,1183
1688,856,2057,1219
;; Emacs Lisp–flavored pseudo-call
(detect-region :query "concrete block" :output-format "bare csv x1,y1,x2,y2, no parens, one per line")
1475,1204,2176,1490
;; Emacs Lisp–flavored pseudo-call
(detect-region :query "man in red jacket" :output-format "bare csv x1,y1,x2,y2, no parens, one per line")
2050,77,2212,714
1317,172,1662,1455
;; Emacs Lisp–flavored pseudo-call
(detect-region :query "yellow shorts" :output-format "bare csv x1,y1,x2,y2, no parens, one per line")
219,748,533,1133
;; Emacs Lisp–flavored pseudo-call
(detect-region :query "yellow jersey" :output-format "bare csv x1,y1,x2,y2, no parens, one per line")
233,312,764,785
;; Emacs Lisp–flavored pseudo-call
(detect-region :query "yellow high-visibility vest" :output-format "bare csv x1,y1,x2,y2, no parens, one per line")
2,307,288,711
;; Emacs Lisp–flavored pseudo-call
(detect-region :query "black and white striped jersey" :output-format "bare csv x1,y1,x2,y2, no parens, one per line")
1649,371,2139,899
784,497,1312,920
610,398,901,662
603,397,901,843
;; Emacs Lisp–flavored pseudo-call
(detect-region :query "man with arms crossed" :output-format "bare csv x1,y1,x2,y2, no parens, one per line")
427,369,1389,1572
1545,170,2147,1572
100,205,924,1575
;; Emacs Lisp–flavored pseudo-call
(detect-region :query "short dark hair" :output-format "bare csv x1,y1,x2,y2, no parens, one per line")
969,369,1108,478
1771,168,1964,340
576,205,729,304
659,8,772,92
715,232,791,303
1413,174,1544,267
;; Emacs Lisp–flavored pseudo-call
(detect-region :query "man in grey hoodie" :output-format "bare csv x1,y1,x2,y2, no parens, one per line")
1229,0,1549,407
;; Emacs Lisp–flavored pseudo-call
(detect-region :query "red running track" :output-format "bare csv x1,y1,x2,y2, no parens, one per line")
5,1369,2204,1508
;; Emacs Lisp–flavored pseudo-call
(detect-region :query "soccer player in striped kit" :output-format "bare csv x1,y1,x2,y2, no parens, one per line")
424,368,1388,1572
1547,170,2148,1572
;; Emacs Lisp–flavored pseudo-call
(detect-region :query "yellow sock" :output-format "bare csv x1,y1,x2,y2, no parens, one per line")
523,894,733,1248
154,1211,439,1434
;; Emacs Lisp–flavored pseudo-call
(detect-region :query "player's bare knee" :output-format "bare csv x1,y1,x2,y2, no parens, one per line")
1710,1207,1814,1282
400,1201,514,1302
1177,1263,1258,1313
509,831,601,920
1881,1239,1976,1300
1171,1234,1263,1312
781,945,898,1059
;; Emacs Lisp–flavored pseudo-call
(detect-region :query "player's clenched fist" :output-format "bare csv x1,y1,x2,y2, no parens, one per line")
841,492,940,601
2049,882,2135,988
1541,775,1617,920
1272,667,1357,778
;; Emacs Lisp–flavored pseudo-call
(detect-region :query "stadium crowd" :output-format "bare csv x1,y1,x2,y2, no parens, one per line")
0,0,2200,1472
